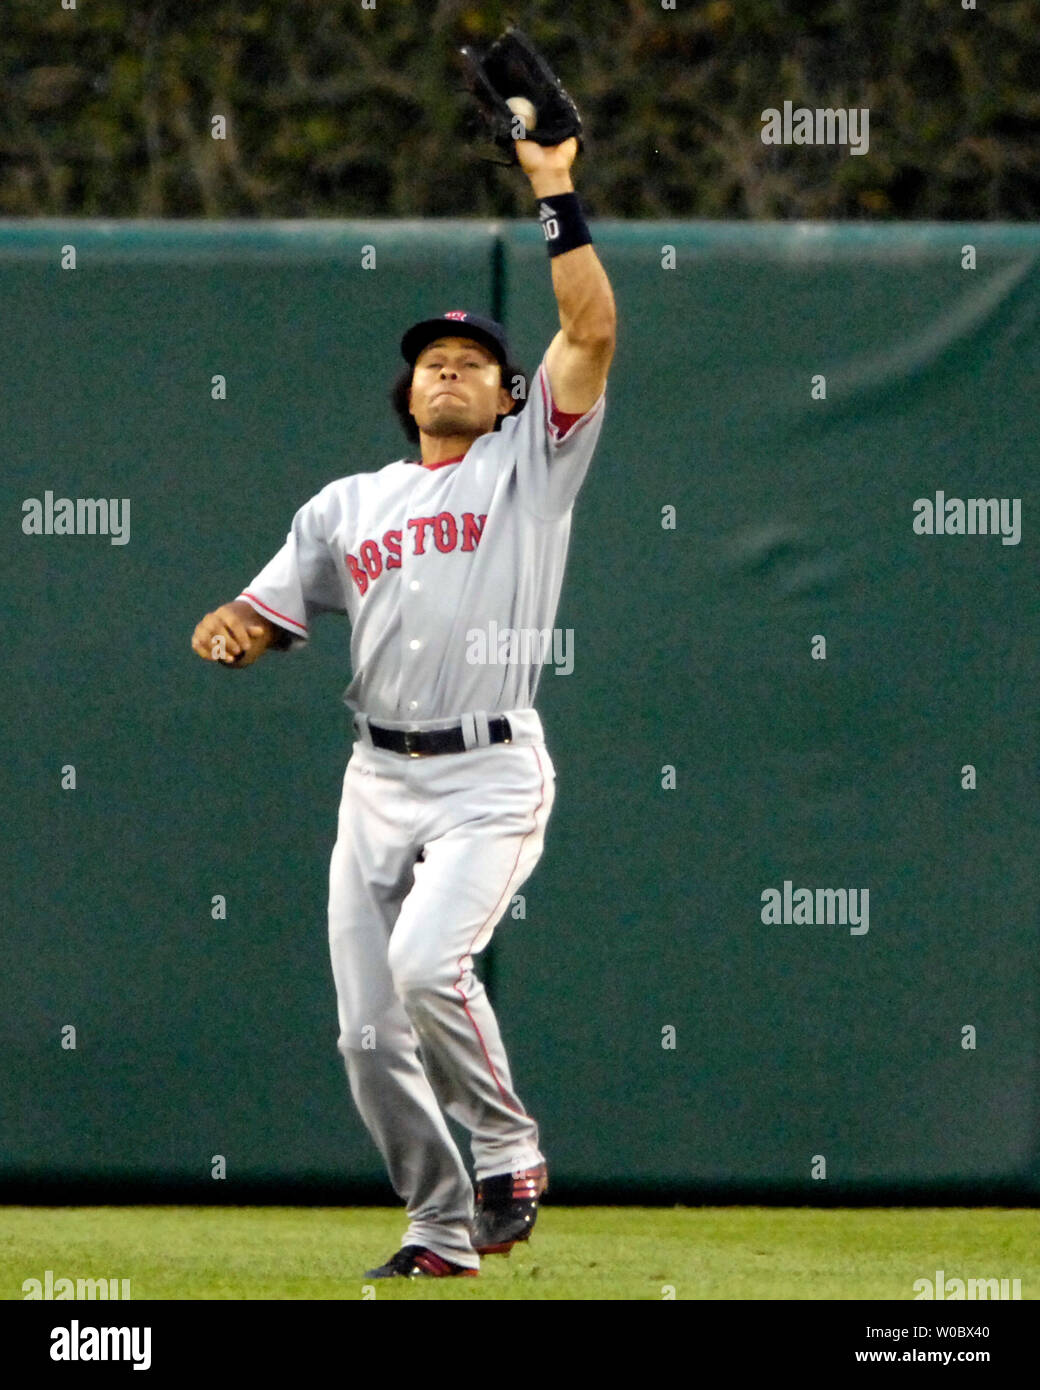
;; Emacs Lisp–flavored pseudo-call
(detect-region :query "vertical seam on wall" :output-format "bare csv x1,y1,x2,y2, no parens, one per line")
491,227,505,327
483,213,506,1010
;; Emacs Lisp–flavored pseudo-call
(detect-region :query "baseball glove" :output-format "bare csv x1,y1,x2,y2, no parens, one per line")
457,25,584,168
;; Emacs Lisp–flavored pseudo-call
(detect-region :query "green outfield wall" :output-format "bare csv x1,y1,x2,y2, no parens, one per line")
2,220,1037,1200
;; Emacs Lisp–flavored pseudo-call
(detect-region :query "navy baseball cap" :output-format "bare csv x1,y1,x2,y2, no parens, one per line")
401,311,511,370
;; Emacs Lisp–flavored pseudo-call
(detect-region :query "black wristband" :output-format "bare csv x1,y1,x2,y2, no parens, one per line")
537,191,592,258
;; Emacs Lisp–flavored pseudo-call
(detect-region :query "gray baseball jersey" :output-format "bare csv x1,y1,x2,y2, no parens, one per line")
236,346,606,720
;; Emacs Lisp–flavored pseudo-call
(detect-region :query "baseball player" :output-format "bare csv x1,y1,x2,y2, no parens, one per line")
191,129,615,1277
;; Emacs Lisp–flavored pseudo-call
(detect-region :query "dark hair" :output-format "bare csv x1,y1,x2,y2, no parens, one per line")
390,359,529,448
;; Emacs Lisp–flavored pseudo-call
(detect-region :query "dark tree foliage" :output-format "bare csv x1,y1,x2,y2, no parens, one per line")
2,0,1037,219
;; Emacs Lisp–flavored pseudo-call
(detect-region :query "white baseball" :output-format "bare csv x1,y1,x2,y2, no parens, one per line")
506,96,537,133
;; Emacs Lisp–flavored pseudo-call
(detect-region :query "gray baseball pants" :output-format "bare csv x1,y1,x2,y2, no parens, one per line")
328,708,553,1269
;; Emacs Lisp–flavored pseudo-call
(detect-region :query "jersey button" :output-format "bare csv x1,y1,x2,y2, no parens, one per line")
409,580,421,591
409,639,421,650
408,700,419,711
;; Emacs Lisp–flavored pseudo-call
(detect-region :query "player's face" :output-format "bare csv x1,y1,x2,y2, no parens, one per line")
409,337,514,438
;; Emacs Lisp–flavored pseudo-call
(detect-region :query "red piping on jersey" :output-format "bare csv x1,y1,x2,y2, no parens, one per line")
240,591,307,634
420,454,467,470
451,744,549,1116
538,364,602,442
549,402,586,439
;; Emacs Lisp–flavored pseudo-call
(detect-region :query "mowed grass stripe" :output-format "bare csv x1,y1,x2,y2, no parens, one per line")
1,1207,1037,1301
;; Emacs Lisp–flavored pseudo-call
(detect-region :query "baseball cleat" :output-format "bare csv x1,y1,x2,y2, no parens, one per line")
472,1163,548,1255
365,1245,479,1278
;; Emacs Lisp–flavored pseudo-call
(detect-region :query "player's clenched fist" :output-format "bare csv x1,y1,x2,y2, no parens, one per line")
191,599,275,668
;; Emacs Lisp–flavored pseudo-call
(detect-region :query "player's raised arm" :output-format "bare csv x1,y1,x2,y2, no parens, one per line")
515,135,617,414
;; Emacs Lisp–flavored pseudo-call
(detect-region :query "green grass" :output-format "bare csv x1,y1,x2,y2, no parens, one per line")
2,1206,1037,1300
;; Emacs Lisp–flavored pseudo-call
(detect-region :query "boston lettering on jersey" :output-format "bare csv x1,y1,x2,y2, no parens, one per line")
345,510,488,597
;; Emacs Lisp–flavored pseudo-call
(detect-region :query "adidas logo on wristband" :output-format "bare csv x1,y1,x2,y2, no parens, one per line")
537,193,592,257
539,202,560,241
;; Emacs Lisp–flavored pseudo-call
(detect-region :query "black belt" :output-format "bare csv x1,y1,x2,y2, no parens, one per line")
363,716,512,757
